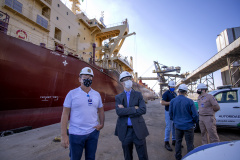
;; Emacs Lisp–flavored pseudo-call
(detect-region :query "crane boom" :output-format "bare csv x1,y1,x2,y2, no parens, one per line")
109,32,136,43
95,32,136,51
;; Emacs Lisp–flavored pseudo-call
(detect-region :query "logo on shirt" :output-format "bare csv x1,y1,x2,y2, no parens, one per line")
88,99,93,106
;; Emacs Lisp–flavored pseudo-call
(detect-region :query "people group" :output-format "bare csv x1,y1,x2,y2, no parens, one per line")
60,67,220,160
162,81,220,160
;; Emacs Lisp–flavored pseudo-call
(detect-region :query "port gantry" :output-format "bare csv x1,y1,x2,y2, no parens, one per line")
138,61,184,97
139,37,240,96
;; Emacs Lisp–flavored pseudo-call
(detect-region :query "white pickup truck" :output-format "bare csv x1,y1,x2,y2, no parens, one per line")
208,86,240,128
194,86,240,132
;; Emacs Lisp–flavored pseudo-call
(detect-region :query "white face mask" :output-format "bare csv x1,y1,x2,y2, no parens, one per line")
124,80,133,89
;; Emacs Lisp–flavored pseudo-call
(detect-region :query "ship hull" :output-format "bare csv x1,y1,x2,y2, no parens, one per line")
0,32,155,132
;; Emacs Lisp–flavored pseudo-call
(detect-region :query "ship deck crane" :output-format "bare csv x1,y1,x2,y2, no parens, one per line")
70,0,81,14
93,32,136,72
95,32,136,51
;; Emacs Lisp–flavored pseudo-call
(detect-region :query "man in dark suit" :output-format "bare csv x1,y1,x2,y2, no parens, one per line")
115,71,149,160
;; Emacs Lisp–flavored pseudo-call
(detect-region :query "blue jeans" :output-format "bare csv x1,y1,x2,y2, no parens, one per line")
175,128,194,160
69,129,100,160
164,111,175,142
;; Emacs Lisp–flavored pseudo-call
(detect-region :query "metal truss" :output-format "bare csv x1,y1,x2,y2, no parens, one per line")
187,73,215,94
227,58,240,87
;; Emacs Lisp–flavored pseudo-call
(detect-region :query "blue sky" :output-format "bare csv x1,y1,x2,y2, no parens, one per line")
62,0,240,93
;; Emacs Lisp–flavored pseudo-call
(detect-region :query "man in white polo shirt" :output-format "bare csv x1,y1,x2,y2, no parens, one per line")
60,67,105,160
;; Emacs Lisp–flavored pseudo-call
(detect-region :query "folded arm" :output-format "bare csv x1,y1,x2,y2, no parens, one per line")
115,96,136,117
130,93,146,117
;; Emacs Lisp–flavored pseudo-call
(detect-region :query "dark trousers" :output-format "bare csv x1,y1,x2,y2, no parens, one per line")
122,128,148,160
69,130,100,160
175,128,194,160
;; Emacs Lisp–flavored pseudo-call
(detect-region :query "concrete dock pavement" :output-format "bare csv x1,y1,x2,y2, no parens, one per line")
0,99,240,160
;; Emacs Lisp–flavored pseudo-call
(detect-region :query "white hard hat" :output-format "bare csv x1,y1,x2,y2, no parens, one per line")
119,71,132,81
197,83,207,90
79,67,94,77
178,84,188,91
168,81,176,87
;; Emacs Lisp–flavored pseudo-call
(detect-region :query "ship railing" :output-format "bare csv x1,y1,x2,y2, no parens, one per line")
2,0,50,30
76,11,104,29
77,10,90,19
0,10,9,34
40,0,52,6
64,46,77,55
106,19,128,28
117,54,130,65
48,44,78,57
77,11,104,26
76,10,127,29
76,11,90,23
114,54,133,71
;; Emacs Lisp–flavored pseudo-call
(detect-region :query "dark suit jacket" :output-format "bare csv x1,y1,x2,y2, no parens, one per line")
115,90,149,142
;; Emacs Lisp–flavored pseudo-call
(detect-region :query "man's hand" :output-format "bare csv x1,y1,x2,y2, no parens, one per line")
161,100,170,106
135,106,139,109
118,104,124,108
61,134,69,149
94,124,104,131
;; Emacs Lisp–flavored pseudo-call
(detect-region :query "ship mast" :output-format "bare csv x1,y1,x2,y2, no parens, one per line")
69,0,81,14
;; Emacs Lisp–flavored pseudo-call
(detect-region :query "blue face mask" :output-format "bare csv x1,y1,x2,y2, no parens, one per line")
170,88,175,92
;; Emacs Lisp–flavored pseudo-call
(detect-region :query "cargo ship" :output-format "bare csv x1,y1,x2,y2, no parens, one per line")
0,0,156,132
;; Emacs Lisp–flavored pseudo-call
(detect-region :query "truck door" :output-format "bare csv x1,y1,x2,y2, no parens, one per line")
214,89,240,127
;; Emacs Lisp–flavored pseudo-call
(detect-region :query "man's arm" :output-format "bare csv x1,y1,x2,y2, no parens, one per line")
161,100,170,106
161,92,170,106
209,95,220,112
212,104,220,112
94,107,105,130
60,107,71,148
130,93,146,117
190,101,199,123
115,96,136,117
169,101,173,120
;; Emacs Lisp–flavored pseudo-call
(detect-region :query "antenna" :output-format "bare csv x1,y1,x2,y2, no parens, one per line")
99,11,106,27
101,11,104,22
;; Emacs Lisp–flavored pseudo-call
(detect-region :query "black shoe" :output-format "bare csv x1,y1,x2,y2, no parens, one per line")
165,142,173,151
